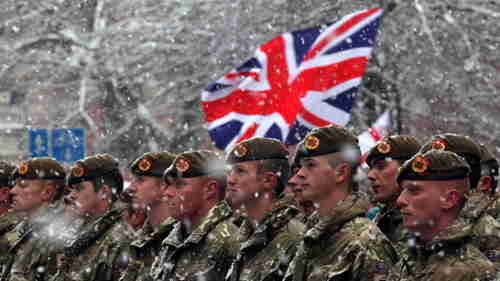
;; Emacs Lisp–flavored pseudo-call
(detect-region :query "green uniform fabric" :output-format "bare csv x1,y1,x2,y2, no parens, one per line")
0,211,21,251
284,193,398,281
486,194,500,220
51,208,133,281
151,200,239,281
120,217,179,281
226,197,305,281
387,217,498,281
1,203,65,281
460,191,500,266
373,204,408,255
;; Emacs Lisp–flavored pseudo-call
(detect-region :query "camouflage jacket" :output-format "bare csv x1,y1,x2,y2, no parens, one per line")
151,200,239,281
460,190,500,265
119,217,180,281
0,212,20,237
373,204,408,255
226,197,305,281
283,193,398,281
51,207,133,281
0,212,21,264
486,194,500,220
387,217,498,281
1,203,68,281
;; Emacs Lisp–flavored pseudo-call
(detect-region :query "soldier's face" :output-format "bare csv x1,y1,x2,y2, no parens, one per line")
66,181,102,217
128,175,163,210
166,177,205,220
367,159,401,203
397,180,443,232
10,179,46,213
296,155,337,203
287,171,316,215
226,161,264,209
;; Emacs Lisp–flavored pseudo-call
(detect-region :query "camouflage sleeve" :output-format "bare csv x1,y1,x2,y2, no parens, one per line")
117,258,143,281
471,214,500,266
350,228,398,281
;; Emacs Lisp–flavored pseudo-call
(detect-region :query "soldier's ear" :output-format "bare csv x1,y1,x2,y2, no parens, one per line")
334,163,349,184
41,181,56,202
442,188,460,210
477,176,492,193
204,179,218,200
98,185,112,201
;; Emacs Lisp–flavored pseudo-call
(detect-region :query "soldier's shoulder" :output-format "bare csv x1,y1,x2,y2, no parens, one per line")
433,243,498,281
104,219,133,244
347,216,386,239
284,218,305,239
486,196,500,220
211,218,240,241
344,217,398,259
0,212,21,234
471,213,500,237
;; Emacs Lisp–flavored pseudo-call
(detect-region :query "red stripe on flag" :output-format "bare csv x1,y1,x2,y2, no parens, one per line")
294,57,368,94
225,71,260,81
303,8,381,61
299,109,331,127
237,123,259,143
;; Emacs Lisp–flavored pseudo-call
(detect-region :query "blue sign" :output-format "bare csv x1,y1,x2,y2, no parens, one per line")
51,128,85,163
29,129,50,157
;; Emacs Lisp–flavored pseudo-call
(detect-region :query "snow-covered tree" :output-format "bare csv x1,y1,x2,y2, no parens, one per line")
1,0,499,162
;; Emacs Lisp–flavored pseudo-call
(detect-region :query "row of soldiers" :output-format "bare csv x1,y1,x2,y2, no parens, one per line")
0,125,500,281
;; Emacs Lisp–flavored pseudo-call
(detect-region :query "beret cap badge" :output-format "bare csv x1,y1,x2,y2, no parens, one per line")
234,144,248,158
431,139,448,150
72,165,85,177
19,163,29,175
138,158,152,172
412,156,429,173
376,141,391,154
304,135,320,150
175,158,191,173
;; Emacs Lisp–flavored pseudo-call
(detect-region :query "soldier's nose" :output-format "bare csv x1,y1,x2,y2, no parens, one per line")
396,191,408,209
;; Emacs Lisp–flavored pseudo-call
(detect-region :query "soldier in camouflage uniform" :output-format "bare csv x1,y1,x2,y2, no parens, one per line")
119,151,179,281
51,154,131,281
366,135,420,252
283,125,398,281
224,138,305,281
420,134,500,265
387,150,498,281
151,150,239,281
1,158,66,281
477,144,500,219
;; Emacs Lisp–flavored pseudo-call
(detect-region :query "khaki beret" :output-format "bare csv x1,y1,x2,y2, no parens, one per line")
397,150,470,184
420,134,481,166
129,151,176,177
295,125,360,161
226,137,288,164
67,154,122,186
479,144,498,177
366,135,421,168
0,161,16,187
164,150,223,179
420,134,481,187
12,158,66,181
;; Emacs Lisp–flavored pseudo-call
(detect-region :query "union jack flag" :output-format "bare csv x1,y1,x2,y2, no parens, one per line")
202,8,383,151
